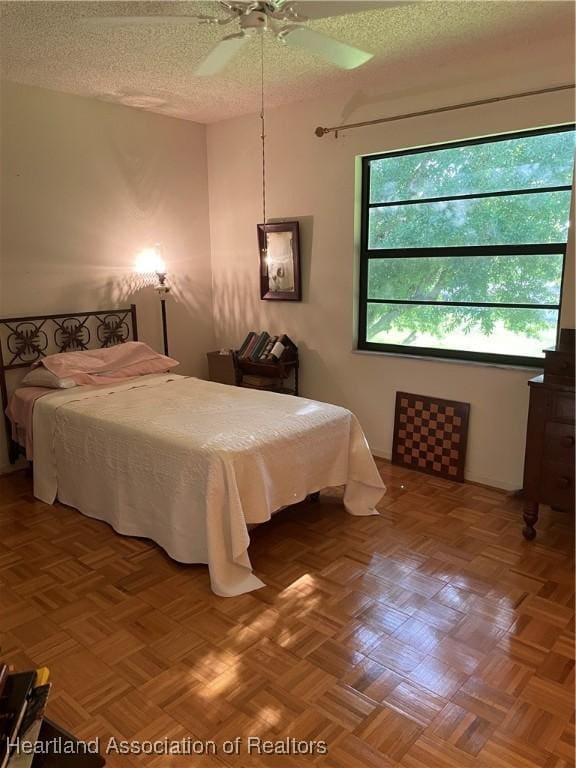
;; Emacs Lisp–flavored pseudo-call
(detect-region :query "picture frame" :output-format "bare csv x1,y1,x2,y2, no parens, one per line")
258,221,301,301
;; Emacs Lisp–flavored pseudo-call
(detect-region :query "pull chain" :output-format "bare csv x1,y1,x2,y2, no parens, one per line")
260,32,267,250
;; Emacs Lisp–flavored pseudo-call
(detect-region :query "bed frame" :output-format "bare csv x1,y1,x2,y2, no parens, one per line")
0,305,138,463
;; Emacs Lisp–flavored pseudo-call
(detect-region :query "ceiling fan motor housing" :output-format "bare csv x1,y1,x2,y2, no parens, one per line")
240,10,269,33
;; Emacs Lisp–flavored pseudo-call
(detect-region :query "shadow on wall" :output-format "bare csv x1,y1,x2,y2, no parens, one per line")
211,214,315,342
115,272,215,375
339,77,490,124
210,212,355,406
168,272,215,376
336,13,570,125
212,270,260,347
210,271,352,405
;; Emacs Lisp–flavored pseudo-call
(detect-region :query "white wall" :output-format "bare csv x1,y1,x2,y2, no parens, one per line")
207,82,575,490
0,81,214,470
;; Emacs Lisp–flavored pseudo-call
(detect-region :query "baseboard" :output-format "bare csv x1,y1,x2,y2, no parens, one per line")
462,473,520,493
370,445,519,493
0,458,27,476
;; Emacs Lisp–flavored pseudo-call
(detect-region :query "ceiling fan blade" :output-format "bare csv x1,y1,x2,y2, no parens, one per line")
194,34,248,76
283,26,373,69
280,1,407,20
80,15,215,26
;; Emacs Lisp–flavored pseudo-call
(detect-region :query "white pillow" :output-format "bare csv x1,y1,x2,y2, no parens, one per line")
20,367,77,389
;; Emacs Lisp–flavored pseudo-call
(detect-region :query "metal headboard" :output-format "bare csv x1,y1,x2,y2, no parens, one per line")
0,304,138,463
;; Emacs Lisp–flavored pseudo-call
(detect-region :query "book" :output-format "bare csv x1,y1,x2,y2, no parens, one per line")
237,331,257,358
266,336,279,359
8,684,51,768
259,333,273,360
0,667,8,702
279,334,297,351
237,332,251,357
251,332,270,361
243,333,261,359
259,335,276,361
269,340,285,360
0,672,36,768
271,334,297,361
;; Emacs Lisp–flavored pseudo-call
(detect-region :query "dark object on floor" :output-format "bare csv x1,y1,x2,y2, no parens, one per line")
0,670,36,767
0,663,105,768
522,328,575,541
392,391,470,482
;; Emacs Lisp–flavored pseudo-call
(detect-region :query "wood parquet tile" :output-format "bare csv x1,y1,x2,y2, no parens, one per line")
1,460,574,767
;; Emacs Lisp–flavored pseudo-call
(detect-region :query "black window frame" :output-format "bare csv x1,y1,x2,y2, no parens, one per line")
358,124,575,367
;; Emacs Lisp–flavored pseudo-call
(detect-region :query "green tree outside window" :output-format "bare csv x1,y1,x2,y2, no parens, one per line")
360,127,575,363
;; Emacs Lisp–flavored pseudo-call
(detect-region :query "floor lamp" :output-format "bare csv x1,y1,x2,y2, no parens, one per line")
135,246,170,357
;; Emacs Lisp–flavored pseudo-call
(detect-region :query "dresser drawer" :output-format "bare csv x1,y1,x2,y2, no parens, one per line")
553,393,575,423
541,461,575,511
544,422,576,464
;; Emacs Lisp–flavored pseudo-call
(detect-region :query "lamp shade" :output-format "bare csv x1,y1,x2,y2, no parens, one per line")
135,246,166,275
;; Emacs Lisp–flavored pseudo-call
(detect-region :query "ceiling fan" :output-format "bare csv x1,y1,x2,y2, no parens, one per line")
85,1,404,76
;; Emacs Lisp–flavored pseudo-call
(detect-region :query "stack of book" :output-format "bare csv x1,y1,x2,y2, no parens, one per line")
237,331,296,363
0,665,51,768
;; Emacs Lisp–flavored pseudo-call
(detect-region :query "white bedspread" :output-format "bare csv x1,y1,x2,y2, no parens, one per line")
33,374,385,596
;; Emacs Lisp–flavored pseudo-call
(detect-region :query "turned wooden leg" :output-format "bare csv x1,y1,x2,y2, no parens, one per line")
522,500,539,541
308,492,320,502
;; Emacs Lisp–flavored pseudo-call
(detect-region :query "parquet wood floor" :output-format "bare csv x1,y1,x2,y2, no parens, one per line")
0,461,574,767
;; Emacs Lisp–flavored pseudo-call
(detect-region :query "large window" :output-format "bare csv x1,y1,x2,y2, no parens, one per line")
358,125,575,366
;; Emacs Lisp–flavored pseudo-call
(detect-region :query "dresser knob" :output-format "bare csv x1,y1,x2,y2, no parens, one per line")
562,435,575,447
558,476,571,489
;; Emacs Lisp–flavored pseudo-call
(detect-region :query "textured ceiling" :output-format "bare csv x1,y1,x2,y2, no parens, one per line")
0,1,574,124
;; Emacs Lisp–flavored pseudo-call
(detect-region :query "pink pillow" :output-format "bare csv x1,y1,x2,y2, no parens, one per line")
35,341,179,386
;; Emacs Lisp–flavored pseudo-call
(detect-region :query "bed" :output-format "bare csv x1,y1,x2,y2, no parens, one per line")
1,306,385,596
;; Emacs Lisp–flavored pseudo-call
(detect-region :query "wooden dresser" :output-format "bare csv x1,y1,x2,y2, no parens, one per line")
522,328,575,540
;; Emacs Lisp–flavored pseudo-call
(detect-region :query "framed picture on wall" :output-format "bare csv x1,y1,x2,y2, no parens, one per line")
258,221,301,301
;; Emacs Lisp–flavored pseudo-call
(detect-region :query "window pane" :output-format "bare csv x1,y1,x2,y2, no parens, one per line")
369,129,576,203
366,303,558,359
367,254,563,305
368,191,571,249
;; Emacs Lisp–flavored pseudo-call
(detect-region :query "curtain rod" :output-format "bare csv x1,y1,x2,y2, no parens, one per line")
314,83,575,138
